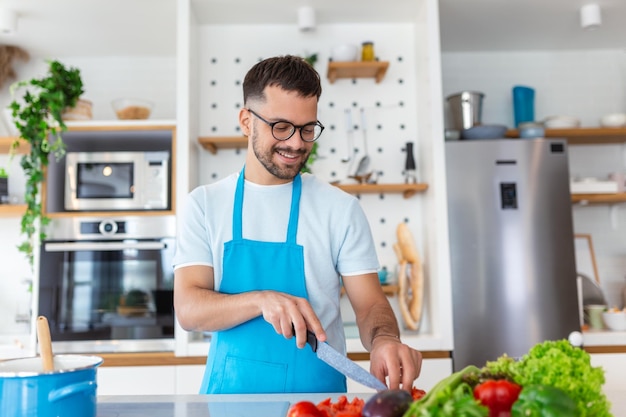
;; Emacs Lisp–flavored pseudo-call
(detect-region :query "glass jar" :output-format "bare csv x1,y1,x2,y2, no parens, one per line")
361,41,375,62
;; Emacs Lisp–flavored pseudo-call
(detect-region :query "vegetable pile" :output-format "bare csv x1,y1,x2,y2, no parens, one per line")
287,339,611,417
405,339,611,417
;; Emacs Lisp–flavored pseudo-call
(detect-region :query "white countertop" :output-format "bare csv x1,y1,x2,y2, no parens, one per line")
583,329,626,346
97,390,626,417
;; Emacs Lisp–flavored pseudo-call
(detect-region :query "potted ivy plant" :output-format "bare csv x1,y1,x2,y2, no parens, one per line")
8,60,84,267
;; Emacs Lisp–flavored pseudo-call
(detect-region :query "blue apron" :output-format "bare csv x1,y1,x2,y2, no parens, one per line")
200,168,346,394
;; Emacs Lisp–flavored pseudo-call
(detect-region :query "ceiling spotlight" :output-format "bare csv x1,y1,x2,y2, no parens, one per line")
298,6,316,32
580,3,602,30
0,7,17,35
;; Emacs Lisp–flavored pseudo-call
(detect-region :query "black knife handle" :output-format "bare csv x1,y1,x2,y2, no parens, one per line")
292,324,318,352
306,330,318,352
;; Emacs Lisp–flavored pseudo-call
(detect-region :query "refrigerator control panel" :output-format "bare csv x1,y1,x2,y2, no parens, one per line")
500,182,518,209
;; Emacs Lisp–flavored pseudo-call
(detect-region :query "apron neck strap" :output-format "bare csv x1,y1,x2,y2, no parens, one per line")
233,166,302,244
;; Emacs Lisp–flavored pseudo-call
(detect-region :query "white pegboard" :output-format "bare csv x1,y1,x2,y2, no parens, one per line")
195,23,425,268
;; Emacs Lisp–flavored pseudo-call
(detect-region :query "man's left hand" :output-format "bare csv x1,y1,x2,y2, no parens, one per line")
369,336,423,390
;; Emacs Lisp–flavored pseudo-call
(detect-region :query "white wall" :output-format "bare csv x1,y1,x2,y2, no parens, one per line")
441,49,626,128
442,48,626,309
196,23,426,282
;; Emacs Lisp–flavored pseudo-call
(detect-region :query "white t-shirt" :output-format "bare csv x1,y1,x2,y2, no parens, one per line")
173,171,379,353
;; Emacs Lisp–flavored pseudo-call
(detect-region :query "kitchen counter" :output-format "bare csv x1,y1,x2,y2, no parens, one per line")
97,391,626,417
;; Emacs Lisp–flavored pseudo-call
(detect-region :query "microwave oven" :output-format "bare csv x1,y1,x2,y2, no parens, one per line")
64,151,169,211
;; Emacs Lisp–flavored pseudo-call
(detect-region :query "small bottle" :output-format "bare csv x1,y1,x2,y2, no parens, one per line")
361,42,375,62
404,142,417,184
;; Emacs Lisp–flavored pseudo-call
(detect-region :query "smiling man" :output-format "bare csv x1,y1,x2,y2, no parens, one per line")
173,55,422,394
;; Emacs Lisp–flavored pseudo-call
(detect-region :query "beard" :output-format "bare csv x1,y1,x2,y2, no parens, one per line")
251,128,310,180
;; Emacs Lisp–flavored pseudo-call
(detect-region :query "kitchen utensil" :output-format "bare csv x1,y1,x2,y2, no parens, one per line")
460,124,507,140
341,108,354,164
512,85,535,127
0,355,103,417
353,108,371,176
304,330,387,391
37,315,54,371
446,91,484,131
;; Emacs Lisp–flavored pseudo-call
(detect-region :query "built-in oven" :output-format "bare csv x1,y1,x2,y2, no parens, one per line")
38,216,176,346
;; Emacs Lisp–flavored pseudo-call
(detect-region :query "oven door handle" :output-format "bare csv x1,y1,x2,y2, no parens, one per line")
44,241,167,252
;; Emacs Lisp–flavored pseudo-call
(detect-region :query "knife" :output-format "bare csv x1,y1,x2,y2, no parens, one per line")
304,330,388,391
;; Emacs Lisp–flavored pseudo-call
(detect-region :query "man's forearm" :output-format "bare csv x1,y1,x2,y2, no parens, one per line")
357,303,401,351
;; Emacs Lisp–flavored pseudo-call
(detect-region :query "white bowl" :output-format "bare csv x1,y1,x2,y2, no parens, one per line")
543,115,581,129
600,113,626,128
330,44,358,62
602,310,626,331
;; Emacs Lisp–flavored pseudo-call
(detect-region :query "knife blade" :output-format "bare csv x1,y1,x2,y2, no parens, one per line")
305,330,387,391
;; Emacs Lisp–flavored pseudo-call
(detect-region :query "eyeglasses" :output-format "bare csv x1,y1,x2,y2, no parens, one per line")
246,108,324,142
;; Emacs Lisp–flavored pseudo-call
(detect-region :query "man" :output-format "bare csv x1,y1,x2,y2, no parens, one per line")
173,55,422,394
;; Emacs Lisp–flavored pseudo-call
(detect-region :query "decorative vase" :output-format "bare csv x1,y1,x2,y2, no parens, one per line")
404,142,417,184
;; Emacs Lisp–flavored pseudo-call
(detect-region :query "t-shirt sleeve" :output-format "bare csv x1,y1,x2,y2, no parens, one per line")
172,188,213,269
335,197,380,275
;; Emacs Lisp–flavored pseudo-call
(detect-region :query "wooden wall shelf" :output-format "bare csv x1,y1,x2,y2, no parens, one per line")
0,137,29,154
198,136,247,154
326,61,390,84
0,204,26,216
506,127,626,145
336,182,428,199
572,193,626,204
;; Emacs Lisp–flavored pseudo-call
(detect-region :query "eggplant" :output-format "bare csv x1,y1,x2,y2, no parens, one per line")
362,389,413,417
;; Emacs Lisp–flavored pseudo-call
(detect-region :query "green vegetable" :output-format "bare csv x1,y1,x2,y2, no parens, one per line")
485,340,611,417
404,365,489,417
511,385,579,417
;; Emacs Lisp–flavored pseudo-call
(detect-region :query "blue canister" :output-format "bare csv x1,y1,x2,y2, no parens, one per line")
512,86,535,127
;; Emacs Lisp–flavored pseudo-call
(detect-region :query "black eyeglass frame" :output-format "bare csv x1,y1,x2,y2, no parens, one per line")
246,108,325,143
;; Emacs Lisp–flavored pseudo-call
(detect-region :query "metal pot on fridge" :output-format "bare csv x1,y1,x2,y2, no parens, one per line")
446,91,484,130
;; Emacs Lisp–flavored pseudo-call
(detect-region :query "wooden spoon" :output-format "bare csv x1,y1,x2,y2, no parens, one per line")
36,316,54,371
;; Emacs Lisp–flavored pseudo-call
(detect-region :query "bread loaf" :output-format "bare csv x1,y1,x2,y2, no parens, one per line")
395,222,424,331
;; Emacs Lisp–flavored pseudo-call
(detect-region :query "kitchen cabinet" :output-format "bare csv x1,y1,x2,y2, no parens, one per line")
326,61,390,84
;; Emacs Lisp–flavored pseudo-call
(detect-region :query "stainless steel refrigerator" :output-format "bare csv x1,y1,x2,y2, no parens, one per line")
445,139,580,371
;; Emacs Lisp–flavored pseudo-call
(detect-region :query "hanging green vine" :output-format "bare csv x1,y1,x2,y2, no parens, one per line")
8,60,84,267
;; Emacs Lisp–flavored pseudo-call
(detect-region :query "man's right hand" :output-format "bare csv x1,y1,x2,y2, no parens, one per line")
258,291,326,348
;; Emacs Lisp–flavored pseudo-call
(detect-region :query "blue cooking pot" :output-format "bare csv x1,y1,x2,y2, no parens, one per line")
0,354,103,417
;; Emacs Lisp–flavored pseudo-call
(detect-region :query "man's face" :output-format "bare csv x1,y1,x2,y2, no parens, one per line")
242,85,318,183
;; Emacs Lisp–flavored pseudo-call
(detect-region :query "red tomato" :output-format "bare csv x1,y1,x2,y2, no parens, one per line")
316,396,365,417
287,401,325,417
473,379,522,417
411,387,427,400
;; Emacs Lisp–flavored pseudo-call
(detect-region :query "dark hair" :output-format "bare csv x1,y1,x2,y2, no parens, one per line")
243,55,322,105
